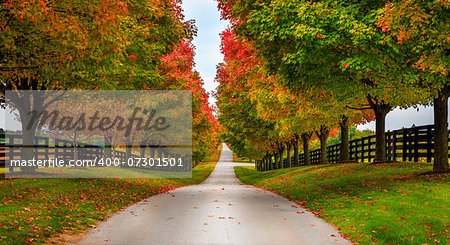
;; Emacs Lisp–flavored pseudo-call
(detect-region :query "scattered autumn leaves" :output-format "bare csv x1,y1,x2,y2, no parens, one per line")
0,162,217,244
235,162,449,244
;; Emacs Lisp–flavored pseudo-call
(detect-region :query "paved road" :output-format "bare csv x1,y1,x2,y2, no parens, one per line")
79,144,350,245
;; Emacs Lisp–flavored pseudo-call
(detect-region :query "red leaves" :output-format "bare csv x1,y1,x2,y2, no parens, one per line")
317,34,323,39
128,54,137,60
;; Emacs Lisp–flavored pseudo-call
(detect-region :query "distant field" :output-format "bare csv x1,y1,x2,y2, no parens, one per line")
235,162,449,244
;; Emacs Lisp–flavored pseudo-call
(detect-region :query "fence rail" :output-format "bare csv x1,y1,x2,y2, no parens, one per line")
0,134,191,171
274,124,449,169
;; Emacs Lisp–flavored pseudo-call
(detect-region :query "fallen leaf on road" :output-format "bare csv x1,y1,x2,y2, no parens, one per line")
204,223,209,225
291,205,298,208
297,211,305,214
228,217,234,219
104,239,111,242
273,205,279,207
218,217,225,219
203,230,210,232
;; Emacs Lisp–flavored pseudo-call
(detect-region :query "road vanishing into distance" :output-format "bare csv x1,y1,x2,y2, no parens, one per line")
80,144,350,245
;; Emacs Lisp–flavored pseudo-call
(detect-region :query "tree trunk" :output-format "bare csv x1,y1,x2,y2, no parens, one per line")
269,155,274,170
316,125,330,164
367,95,392,163
140,145,146,158
19,104,40,173
104,135,113,159
273,153,278,170
20,129,36,173
339,116,349,162
125,139,132,166
433,86,449,172
286,141,292,168
293,134,299,167
278,142,285,168
301,133,311,165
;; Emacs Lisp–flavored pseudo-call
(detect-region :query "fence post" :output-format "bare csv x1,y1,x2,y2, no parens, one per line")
386,131,391,162
361,138,365,163
402,129,407,162
414,127,419,162
349,140,353,161
392,131,397,161
427,127,432,163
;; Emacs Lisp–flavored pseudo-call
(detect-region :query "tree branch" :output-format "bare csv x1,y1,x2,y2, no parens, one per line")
346,105,372,110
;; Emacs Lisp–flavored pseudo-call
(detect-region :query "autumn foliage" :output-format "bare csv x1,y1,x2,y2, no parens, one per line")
216,0,449,172
0,0,219,164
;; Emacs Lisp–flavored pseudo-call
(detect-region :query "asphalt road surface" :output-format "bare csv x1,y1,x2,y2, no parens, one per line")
79,144,350,245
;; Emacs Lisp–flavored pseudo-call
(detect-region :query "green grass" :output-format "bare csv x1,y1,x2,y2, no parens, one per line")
0,147,221,244
233,155,254,163
235,162,449,244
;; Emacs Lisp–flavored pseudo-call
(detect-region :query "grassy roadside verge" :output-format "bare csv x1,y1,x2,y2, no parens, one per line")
0,145,222,244
233,155,254,163
235,162,449,244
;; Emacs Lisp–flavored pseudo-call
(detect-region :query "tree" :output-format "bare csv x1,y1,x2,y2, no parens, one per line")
219,0,426,163
1,0,192,172
378,0,449,171
215,29,276,164
159,39,219,164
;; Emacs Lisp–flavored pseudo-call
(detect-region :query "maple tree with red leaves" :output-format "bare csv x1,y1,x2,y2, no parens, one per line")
158,39,220,164
0,0,219,171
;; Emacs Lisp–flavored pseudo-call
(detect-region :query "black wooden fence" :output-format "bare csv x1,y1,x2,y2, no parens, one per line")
0,134,191,171
275,124,450,169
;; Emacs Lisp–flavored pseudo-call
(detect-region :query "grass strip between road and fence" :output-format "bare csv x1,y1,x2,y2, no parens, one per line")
235,162,449,245
0,145,222,244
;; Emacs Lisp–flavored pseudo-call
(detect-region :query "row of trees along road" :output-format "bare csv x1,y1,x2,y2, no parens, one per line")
216,0,449,173
0,0,219,172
